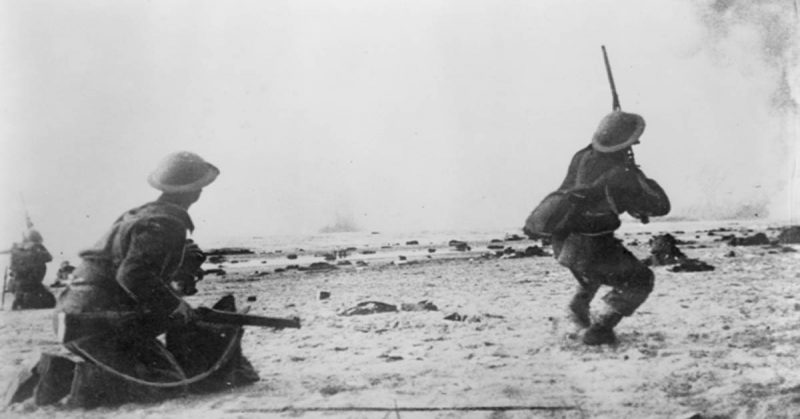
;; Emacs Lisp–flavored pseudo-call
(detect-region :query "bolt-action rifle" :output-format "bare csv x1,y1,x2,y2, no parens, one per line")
20,193,34,229
1,267,7,310
600,45,669,224
55,306,301,343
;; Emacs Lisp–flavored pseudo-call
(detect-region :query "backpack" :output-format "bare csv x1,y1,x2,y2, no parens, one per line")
523,191,581,238
523,189,621,238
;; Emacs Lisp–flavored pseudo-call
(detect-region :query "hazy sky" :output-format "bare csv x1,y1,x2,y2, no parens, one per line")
1,0,798,261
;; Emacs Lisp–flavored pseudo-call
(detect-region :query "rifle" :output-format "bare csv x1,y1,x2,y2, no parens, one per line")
601,45,650,224
20,193,33,229
55,307,301,343
601,45,621,112
1,267,7,310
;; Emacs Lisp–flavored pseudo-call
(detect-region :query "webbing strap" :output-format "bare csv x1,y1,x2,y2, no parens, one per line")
68,327,242,388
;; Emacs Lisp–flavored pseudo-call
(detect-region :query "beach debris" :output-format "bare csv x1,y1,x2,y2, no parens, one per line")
206,247,254,256
400,300,438,312
307,262,338,272
669,259,715,272
356,261,369,267
336,260,353,266
523,246,548,257
339,301,398,316
644,234,686,266
405,240,419,245
449,240,471,251
490,239,503,243
274,268,286,273
504,234,525,241
444,312,483,322
247,295,257,302
207,255,226,264
287,253,298,260
724,251,736,257
643,234,715,271
322,253,336,261
203,268,226,276
444,312,469,321
428,248,436,253
497,246,549,259
487,244,504,250
361,250,377,255
318,291,331,300
726,232,771,246
777,226,800,244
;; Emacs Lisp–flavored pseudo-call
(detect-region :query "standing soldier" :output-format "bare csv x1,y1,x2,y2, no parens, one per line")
524,47,670,345
551,112,669,345
2,227,56,310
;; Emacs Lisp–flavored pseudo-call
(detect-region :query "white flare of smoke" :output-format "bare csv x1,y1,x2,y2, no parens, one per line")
692,0,799,222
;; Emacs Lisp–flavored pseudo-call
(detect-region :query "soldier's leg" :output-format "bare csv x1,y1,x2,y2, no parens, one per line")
582,241,654,345
567,269,600,329
65,334,186,407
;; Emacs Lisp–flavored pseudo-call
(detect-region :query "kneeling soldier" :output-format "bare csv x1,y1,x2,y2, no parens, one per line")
6,151,259,408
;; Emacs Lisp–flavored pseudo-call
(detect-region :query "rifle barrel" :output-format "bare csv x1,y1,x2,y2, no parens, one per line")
601,45,621,111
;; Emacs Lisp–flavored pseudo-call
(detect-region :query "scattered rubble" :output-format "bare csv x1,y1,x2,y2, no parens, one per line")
777,226,800,244
669,259,715,273
206,247,254,256
644,234,686,266
400,300,438,311
726,232,771,246
339,301,398,316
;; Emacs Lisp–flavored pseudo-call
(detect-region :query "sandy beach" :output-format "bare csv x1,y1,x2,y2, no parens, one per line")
2,222,800,419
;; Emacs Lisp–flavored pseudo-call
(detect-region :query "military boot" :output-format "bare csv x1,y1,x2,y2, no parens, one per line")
567,279,599,330
567,297,592,329
582,311,623,346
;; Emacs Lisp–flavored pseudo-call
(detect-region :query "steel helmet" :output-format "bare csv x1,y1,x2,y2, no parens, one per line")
147,151,220,193
591,111,646,153
23,228,43,243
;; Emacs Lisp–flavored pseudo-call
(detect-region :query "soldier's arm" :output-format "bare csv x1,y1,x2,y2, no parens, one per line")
36,245,53,263
633,171,670,217
612,167,670,218
115,217,187,318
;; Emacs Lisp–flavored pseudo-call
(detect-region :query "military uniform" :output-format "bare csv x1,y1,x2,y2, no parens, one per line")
9,238,55,310
535,111,670,345
5,151,258,408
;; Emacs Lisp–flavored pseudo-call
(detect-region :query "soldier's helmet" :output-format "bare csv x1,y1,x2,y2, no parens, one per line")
591,111,646,153
148,151,220,193
23,228,43,243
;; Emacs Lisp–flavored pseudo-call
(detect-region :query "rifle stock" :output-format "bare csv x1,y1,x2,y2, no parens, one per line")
56,307,301,343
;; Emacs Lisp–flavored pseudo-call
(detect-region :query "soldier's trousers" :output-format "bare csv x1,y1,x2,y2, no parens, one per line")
553,233,654,316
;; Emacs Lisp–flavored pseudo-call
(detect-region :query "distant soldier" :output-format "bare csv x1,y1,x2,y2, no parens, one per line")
2,228,56,310
7,151,258,408
532,111,670,345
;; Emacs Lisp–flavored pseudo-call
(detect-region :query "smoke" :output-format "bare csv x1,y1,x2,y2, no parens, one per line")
690,0,799,221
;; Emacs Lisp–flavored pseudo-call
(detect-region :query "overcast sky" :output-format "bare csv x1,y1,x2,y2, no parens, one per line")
1,0,798,261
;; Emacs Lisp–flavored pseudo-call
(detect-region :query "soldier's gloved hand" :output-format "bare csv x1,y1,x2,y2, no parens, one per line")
169,300,196,326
